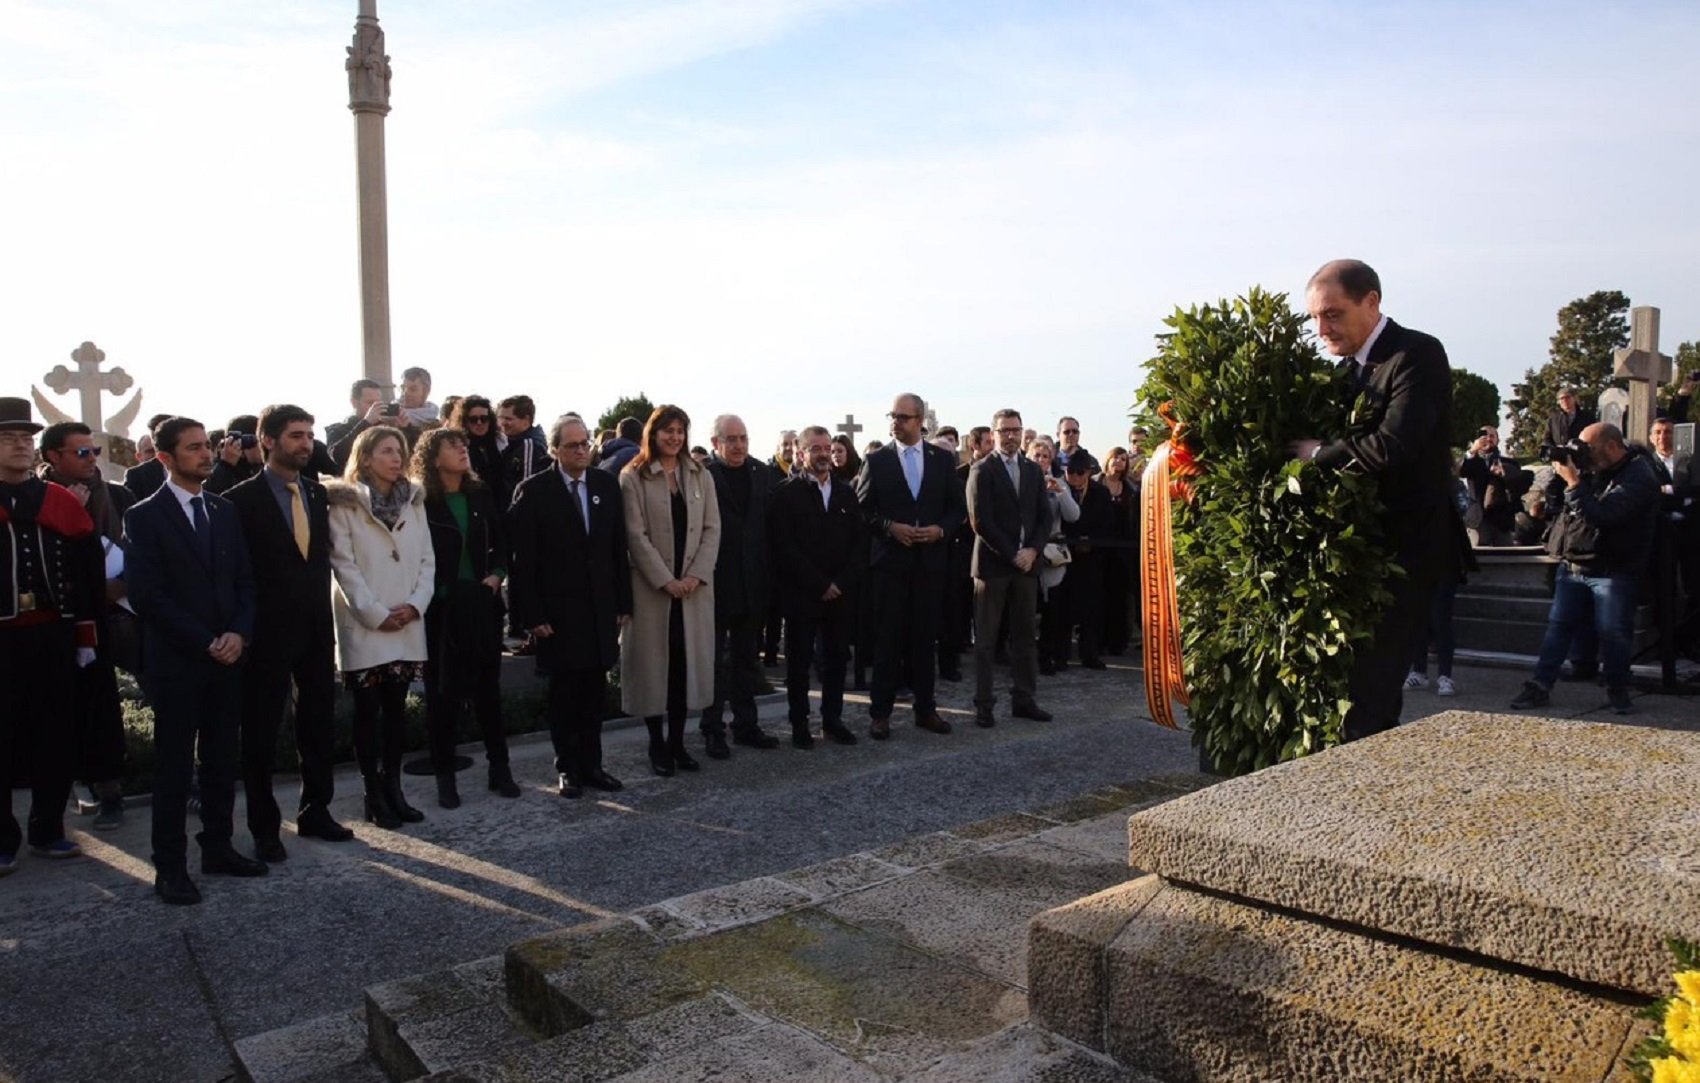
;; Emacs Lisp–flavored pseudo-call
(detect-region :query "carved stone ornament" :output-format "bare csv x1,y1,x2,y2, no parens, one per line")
346,21,392,114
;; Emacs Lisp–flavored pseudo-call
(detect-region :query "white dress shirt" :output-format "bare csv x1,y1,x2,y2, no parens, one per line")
163,476,206,529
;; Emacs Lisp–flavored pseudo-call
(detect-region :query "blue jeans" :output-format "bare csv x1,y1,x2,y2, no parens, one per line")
1531,566,1636,690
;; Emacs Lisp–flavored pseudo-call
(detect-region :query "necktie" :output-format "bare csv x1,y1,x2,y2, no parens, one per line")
1006,455,1020,493
568,478,585,529
904,446,922,499
285,481,310,559
190,495,213,564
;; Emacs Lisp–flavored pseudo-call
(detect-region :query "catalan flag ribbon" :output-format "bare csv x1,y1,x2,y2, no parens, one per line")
1139,404,1202,730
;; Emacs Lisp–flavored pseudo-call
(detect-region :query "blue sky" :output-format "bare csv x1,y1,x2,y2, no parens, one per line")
2,0,1696,455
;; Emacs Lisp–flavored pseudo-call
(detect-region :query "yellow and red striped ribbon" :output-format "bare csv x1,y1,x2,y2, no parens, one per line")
1140,405,1201,730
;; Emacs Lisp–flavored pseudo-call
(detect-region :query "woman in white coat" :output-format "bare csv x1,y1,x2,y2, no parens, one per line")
326,425,435,829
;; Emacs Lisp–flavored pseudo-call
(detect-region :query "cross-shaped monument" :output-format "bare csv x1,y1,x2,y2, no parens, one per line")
835,413,863,441
1612,306,1671,446
38,341,142,436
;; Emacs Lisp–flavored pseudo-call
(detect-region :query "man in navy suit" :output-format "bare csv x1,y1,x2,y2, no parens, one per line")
854,393,967,739
1291,260,1454,742
123,417,264,905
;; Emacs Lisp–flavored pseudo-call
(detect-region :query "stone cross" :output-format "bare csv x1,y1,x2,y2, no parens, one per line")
42,341,137,433
1612,306,1671,446
835,413,863,441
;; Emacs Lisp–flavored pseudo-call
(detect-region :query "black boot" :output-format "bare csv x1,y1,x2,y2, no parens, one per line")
383,771,425,823
363,774,401,829
647,717,674,777
436,772,461,809
488,762,521,798
668,714,699,772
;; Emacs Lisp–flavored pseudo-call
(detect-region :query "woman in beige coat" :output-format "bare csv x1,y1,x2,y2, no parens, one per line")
619,405,720,777
327,425,435,829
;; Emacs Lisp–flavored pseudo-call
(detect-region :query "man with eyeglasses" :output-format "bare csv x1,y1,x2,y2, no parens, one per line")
1054,417,1087,478
855,393,966,739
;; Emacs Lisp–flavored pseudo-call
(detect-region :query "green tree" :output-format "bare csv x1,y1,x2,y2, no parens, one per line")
1659,340,1699,412
1505,290,1629,458
596,393,655,435
1450,368,1501,449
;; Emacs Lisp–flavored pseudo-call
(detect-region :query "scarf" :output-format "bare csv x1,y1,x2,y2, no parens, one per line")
368,478,413,529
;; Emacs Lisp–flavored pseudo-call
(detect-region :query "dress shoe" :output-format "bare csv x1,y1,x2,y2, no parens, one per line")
1608,686,1635,715
154,870,202,906
254,837,289,864
672,748,701,772
650,753,676,778
584,769,625,792
436,772,462,810
488,764,522,799
915,711,952,735
382,773,425,824
558,774,585,799
732,727,780,750
822,723,858,746
792,729,815,749
1509,681,1550,710
974,705,995,728
202,850,269,878
296,810,354,842
704,732,732,760
869,717,891,741
940,665,963,682
1011,700,1054,722
1079,657,1107,671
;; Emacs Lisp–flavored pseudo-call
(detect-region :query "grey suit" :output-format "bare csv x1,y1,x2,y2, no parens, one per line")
967,454,1052,710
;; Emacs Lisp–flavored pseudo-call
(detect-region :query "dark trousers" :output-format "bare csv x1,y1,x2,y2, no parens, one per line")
350,678,409,779
974,574,1038,709
785,603,848,728
547,667,607,782
1410,579,1459,679
1047,551,1104,663
147,664,242,873
423,655,508,773
0,622,76,855
74,651,128,785
869,566,943,717
940,572,973,669
1101,549,1134,653
241,640,337,842
703,612,762,735
1343,563,1437,742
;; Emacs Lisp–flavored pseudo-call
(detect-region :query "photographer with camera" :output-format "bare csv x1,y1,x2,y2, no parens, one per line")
1510,422,1660,714
207,414,265,495
1458,426,1524,547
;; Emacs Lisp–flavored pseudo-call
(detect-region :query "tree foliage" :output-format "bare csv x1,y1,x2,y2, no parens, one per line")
1506,290,1629,457
1450,368,1501,448
1659,341,1699,412
1136,288,1394,775
596,393,656,435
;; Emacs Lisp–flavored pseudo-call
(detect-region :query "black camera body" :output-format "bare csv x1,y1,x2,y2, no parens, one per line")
1539,438,1591,470
382,402,403,417
232,432,258,450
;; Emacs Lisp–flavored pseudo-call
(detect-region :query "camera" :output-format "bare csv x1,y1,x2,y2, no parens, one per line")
1539,438,1591,470
382,402,403,417
231,432,258,450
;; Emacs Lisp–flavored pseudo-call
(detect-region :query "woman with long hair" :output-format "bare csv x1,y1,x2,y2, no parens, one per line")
443,395,502,485
326,425,435,828
412,428,520,809
829,434,862,482
619,405,721,777
1096,446,1139,655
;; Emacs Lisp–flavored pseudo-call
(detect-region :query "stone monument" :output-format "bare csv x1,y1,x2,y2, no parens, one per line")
30,340,144,482
1613,305,1671,446
1031,710,1696,1081
834,413,863,442
347,0,394,396
1598,385,1630,434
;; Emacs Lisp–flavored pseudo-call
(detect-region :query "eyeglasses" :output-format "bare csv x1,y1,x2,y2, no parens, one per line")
718,435,749,444
887,412,919,421
1060,428,1080,436
67,446,104,458
995,426,1024,435
466,414,492,425
559,440,592,452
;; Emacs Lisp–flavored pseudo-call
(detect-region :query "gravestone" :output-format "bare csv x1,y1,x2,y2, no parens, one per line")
32,340,144,483
1030,711,1696,1081
1597,386,1629,434
1612,305,1671,446
835,413,863,442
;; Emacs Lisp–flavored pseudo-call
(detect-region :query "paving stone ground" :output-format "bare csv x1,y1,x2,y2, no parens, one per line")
1,657,1693,1082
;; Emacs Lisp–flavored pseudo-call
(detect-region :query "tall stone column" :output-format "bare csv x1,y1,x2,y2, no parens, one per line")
347,0,394,395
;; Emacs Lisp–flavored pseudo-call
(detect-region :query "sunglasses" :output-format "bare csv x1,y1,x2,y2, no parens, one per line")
466,414,492,424
887,412,920,421
71,446,103,459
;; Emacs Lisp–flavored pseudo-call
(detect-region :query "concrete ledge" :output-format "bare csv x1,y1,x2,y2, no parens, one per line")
502,917,707,1037
1027,876,1166,1051
365,956,535,1080
1101,879,1639,1083
1126,711,1700,996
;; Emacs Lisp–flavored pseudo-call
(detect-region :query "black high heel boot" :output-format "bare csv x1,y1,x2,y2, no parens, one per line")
488,762,521,798
383,771,425,823
436,772,461,809
667,714,699,772
363,774,401,829
647,716,674,777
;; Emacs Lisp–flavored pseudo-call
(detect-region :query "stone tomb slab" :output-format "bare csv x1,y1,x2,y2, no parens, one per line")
1125,710,1700,996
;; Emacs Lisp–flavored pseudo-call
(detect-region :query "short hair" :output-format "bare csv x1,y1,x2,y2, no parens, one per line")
711,414,743,439
259,404,314,441
1592,422,1626,449
41,422,92,454
617,416,643,441
1652,417,1673,429
226,414,260,436
1056,416,1079,433
895,393,926,418
798,425,832,443
349,378,383,402
992,408,1021,427
155,417,205,455
341,424,407,485
935,425,959,442
550,414,590,449
1559,386,1580,398
146,413,174,434
400,366,432,388
968,425,992,444
1307,259,1381,302
499,395,536,421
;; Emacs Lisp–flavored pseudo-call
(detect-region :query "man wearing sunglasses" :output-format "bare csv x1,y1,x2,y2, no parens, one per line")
41,423,135,542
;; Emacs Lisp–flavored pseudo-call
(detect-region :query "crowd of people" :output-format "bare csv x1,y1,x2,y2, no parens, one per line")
0,374,1148,906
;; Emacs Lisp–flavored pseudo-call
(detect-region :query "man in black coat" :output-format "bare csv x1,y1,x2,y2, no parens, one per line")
967,409,1053,727
770,426,864,748
1545,387,1596,450
497,395,550,509
1055,455,1110,669
700,414,780,758
507,415,632,799
1458,427,1524,547
226,405,351,861
123,416,265,904
1293,259,1455,742
854,393,967,739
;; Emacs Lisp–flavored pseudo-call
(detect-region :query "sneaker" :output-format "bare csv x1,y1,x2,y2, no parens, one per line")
1403,671,1429,690
1435,676,1456,697
1608,687,1635,715
1509,681,1549,710
29,839,83,859
93,797,125,831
